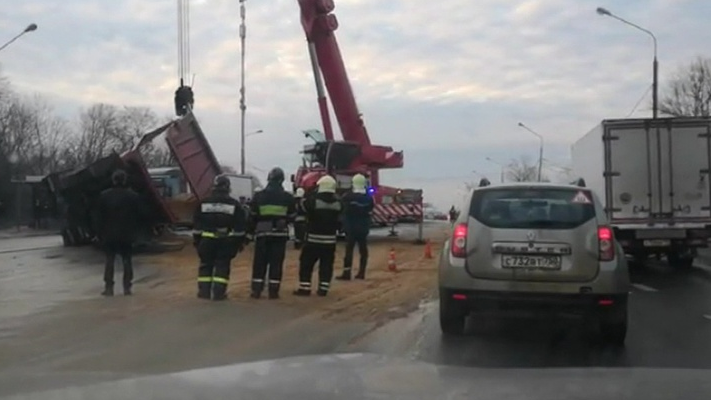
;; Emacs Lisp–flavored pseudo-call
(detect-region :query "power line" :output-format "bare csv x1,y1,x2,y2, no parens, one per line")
626,84,653,117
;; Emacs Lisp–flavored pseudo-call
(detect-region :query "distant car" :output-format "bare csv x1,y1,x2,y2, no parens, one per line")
438,180,630,344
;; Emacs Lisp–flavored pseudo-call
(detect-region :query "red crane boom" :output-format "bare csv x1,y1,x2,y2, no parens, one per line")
296,0,404,188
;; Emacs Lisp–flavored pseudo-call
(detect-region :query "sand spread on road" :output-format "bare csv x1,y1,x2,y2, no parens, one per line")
140,228,449,324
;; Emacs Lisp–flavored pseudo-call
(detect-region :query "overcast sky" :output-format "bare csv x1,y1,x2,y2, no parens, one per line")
1,0,709,210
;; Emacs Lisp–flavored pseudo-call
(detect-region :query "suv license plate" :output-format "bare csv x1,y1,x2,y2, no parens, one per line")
643,239,670,247
501,255,562,269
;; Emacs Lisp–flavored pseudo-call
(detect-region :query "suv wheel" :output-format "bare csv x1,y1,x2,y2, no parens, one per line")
439,292,467,335
599,302,627,345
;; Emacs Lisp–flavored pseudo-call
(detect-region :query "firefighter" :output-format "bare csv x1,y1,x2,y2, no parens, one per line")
293,187,307,250
294,175,342,297
97,170,146,296
247,167,295,299
336,174,374,280
192,175,247,301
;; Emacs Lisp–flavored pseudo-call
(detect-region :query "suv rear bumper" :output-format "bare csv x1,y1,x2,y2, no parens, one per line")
440,288,627,317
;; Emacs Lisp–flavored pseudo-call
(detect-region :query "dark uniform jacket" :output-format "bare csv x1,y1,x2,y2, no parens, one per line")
248,183,296,239
294,197,307,224
193,191,247,245
303,192,342,245
341,191,374,237
97,187,145,243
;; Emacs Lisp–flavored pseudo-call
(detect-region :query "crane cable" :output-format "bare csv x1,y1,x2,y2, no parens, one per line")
177,0,190,86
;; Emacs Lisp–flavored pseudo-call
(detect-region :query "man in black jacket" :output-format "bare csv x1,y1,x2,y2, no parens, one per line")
294,175,342,297
192,175,248,301
97,170,146,296
247,167,295,299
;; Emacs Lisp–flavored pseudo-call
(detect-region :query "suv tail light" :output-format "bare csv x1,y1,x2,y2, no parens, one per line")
451,223,468,258
598,226,614,261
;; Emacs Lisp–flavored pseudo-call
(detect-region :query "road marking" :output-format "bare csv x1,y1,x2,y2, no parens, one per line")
632,283,658,292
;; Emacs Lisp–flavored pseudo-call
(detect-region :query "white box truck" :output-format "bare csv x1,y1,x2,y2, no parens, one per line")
571,117,711,267
224,174,256,202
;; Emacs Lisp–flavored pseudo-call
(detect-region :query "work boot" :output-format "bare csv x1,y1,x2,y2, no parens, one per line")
123,287,132,296
101,286,114,297
317,289,328,297
335,270,351,281
293,289,310,296
268,291,280,300
197,292,211,300
213,294,228,301
355,268,365,280
250,291,261,299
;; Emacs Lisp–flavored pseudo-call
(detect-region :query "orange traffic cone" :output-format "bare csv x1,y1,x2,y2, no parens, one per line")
424,240,433,259
388,247,398,272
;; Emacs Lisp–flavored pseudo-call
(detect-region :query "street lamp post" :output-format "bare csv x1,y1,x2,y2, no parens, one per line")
485,157,506,183
0,23,38,53
517,122,544,182
596,7,658,119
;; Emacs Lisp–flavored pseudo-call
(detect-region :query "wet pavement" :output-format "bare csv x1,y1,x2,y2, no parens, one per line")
353,255,711,369
3,226,711,397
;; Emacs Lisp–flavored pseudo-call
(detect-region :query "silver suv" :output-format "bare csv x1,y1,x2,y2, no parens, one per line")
438,179,630,344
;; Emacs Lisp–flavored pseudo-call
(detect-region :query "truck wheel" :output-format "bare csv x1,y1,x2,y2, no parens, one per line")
439,292,467,336
599,303,627,346
61,228,72,247
667,251,694,269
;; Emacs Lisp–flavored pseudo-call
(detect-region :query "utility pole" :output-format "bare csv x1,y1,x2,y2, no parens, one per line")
517,123,544,182
239,0,248,174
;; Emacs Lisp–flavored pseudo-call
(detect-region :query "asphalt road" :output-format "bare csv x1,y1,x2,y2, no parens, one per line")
353,255,711,369
2,227,711,396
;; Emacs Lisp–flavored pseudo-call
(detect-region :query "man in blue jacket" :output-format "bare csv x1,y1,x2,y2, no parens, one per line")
336,174,374,280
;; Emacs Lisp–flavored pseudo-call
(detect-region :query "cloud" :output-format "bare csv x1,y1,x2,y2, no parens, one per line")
1,0,710,211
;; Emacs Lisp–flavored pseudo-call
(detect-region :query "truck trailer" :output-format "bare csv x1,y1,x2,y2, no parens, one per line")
571,117,711,267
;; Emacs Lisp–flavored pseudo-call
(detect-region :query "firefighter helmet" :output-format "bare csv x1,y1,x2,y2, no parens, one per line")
351,174,367,193
267,167,285,184
316,175,337,194
213,174,231,192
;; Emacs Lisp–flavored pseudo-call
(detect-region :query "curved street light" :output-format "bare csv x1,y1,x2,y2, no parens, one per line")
596,7,658,118
0,23,38,53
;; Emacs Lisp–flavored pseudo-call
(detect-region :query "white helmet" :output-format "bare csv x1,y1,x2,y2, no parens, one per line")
295,187,305,198
316,175,337,193
351,174,367,193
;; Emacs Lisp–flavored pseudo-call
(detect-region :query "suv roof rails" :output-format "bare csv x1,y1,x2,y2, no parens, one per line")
479,178,491,187
571,178,586,187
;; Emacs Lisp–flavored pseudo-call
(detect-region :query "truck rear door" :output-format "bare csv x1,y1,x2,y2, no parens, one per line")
605,119,711,222
662,119,711,221
164,112,222,201
605,122,651,221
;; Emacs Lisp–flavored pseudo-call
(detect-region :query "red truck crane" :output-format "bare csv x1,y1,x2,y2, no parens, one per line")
291,0,423,226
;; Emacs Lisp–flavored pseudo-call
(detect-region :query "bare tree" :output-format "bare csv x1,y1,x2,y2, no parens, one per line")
506,156,547,182
659,56,711,117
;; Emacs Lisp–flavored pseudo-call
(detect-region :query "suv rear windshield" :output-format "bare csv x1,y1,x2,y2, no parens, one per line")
469,187,596,229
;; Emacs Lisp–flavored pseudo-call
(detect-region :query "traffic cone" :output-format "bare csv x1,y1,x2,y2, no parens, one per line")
388,247,397,272
424,240,433,259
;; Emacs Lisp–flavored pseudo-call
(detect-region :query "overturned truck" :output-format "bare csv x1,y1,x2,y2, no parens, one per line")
44,112,223,247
